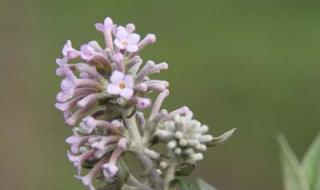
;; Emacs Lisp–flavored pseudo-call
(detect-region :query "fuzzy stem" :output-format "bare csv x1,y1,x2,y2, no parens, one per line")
123,108,164,190
164,160,177,190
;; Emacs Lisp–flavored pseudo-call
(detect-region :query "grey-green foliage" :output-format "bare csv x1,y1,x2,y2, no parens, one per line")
278,134,320,190
302,134,320,190
197,179,218,190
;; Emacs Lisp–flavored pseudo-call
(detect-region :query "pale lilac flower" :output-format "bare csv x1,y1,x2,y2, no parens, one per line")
77,157,109,190
114,26,140,52
103,163,118,179
102,138,127,179
67,150,95,174
80,44,98,61
128,34,156,58
79,41,112,71
134,97,152,110
95,17,114,33
112,52,125,72
95,17,115,50
65,135,89,154
107,71,134,100
66,117,127,189
62,40,80,59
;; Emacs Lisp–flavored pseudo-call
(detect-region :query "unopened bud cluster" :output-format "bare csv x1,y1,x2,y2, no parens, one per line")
156,111,213,164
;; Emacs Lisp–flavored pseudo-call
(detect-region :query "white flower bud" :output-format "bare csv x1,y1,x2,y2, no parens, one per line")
196,144,207,152
199,135,213,143
191,120,201,128
174,148,182,155
199,125,209,133
188,139,199,147
192,153,204,161
175,131,184,139
156,130,174,139
179,139,188,147
160,161,168,169
167,140,177,149
184,148,195,155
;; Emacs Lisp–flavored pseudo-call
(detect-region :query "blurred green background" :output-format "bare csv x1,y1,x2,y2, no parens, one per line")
1,0,320,189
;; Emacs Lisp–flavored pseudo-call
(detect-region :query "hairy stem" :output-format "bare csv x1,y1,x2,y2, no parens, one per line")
164,160,177,190
123,108,164,190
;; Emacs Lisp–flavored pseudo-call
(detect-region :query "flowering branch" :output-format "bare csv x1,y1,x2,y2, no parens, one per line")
55,17,235,190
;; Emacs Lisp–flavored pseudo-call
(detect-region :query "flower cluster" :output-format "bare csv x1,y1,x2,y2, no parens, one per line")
55,17,168,127
55,17,235,190
55,17,169,189
65,116,126,189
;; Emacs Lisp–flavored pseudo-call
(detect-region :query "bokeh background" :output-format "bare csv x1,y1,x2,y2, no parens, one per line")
1,0,320,189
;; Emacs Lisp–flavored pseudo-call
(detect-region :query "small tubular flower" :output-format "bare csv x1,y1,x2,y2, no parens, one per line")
114,26,140,52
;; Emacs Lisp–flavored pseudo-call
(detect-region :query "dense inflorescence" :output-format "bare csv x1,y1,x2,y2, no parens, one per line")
55,17,235,190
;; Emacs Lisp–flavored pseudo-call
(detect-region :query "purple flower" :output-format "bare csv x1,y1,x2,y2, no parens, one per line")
114,26,140,52
79,41,108,67
95,17,114,33
95,17,115,50
62,40,80,59
65,135,89,154
102,138,127,179
135,97,152,110
107,71,134,100
80,44,97,61
103,163,119,179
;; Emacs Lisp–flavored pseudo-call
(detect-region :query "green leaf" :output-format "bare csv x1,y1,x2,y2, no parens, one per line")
197,178,218,190
278,135,309,190
302,133,320,190
175,163,195,176
117,158,130,186
208,128,236,147
170,179,198,190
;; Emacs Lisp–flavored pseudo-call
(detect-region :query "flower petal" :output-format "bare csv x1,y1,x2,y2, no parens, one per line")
128,33,140,44
62,40,72,56
94,23,104,32
62,40,80,59
115,26,128,40
124,75,134,88
126,23,135,33
80,44,96,61
103,163,118,179
107,84,121,95
120,88,134,100
104,17,113,27
114,39,125,49
126,44,138,52
110,71,124,83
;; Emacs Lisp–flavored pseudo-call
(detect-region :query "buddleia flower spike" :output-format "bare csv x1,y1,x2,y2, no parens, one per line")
55,16,235,190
